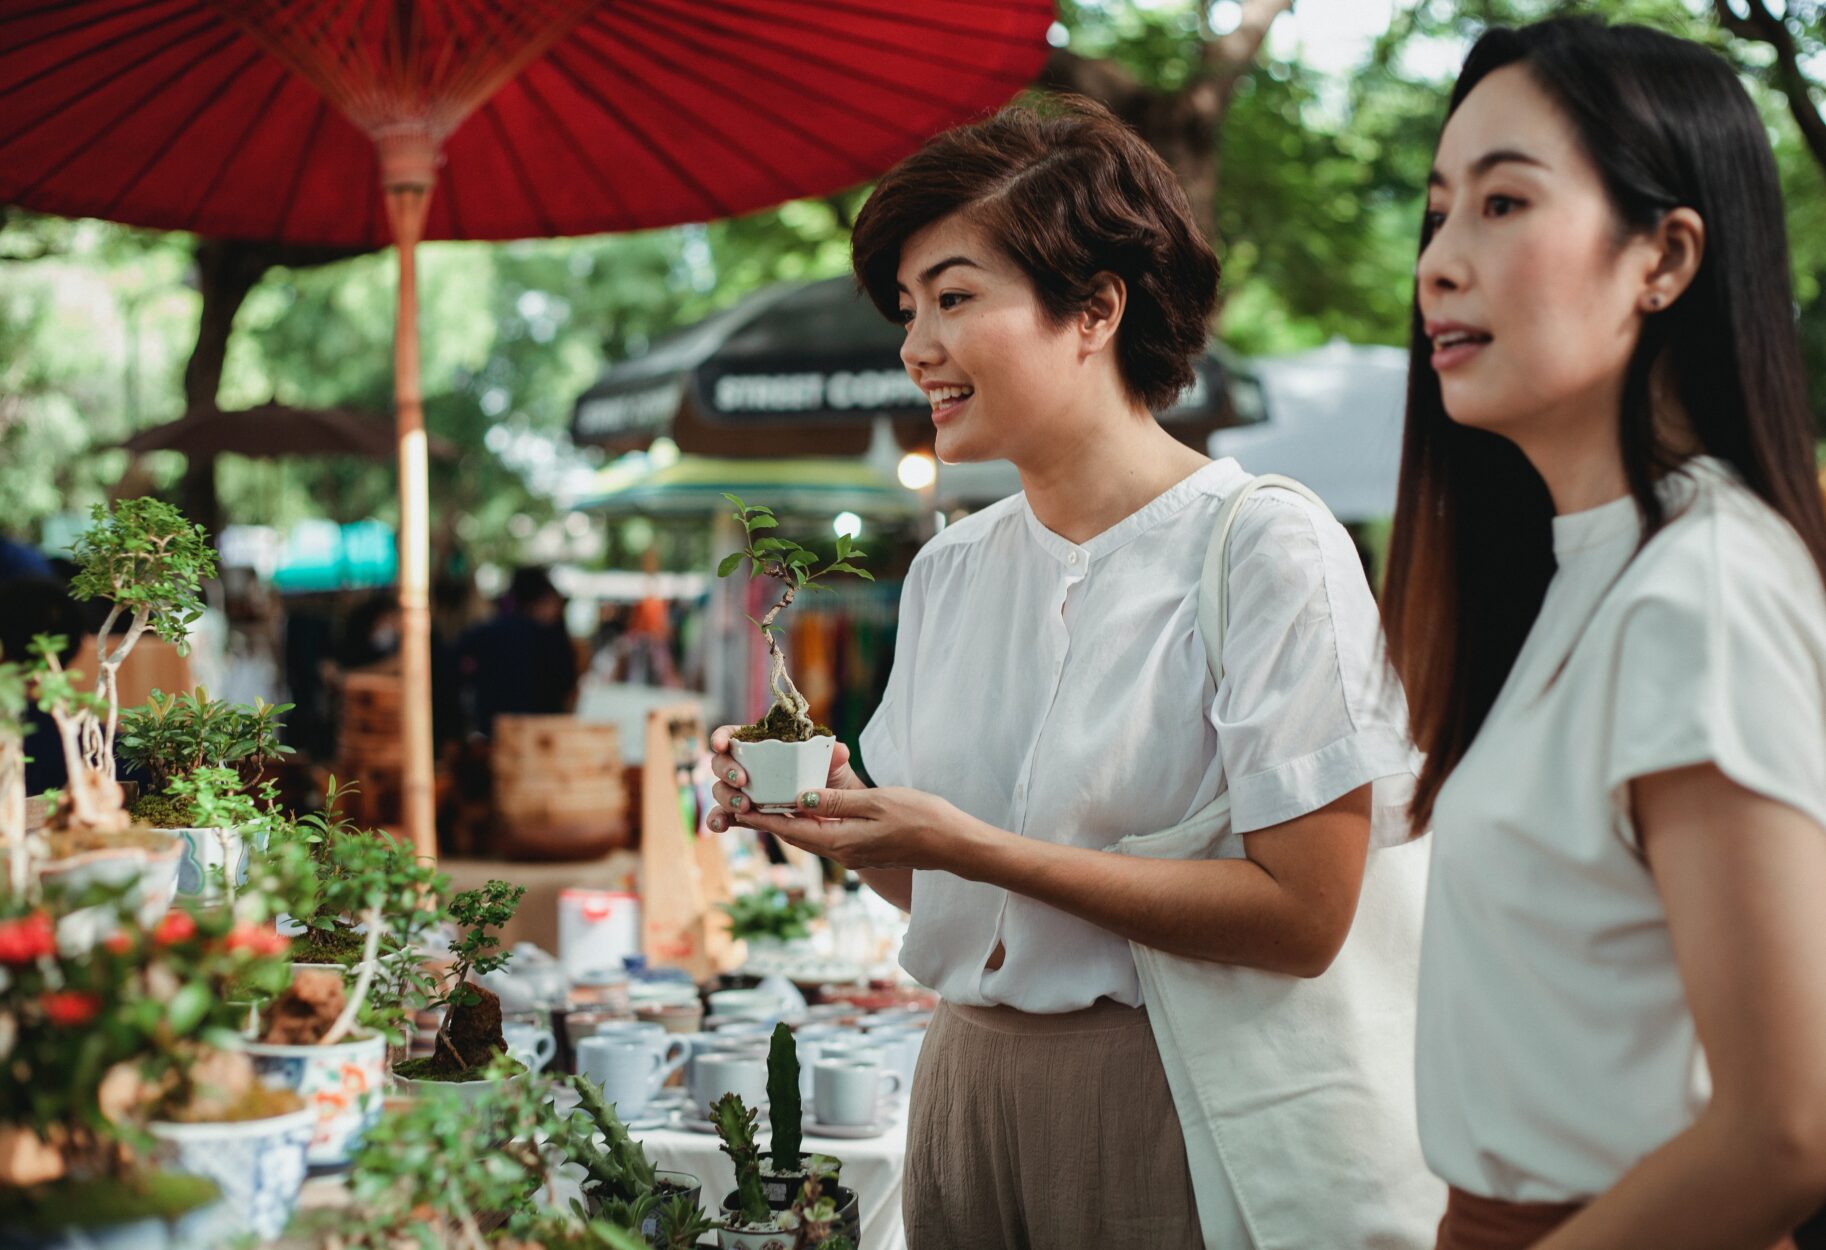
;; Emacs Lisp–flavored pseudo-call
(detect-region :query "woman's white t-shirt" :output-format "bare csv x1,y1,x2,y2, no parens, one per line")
859,457,1418,1013
1417,456,1826,1201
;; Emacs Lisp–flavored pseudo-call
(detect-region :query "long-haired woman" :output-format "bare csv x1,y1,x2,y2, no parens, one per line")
1384,18,1826,1250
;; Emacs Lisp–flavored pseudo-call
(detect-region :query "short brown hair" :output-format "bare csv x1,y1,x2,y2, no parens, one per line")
851,96,1219,413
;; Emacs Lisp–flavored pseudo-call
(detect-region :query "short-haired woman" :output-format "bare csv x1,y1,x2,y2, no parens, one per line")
713,99,1440,1248
1384,18,1826,1250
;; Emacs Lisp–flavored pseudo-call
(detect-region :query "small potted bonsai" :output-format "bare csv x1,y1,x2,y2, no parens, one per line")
710,1092,856,1250
116,686,293,903
564,1075,708,1246
334,1062,652,1249
0,885,298,1248
716,496,871,812
262,784,448,1045
242,809,419,1171
9,500,214,915
391,879,529,1101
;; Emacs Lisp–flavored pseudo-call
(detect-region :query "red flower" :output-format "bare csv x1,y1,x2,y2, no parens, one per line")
225,922,288,958
0,913,56,965
103,932,134,955
151,912,197,946
40,991,101,1027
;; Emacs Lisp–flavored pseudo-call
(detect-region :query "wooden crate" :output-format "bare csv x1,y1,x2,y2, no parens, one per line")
489,715,627,861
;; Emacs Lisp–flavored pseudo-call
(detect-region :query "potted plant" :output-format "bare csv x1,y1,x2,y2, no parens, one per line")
716,496,871,812
759,1026,855,1246
708,1093,856,1250
564,1075,706,1245
8,499,214,915
262,785,448,1043
719,887,821,951
391,880,528,1101
327,1062,651,1249
116,686,293,903
0,884,297,1248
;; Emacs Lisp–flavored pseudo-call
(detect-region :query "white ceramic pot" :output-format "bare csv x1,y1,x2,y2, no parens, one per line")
170,825,248,903
35,834,182,950
729,736,835,814
391,1068,529,1137
149,1105,316,1240
244,1032,386,1169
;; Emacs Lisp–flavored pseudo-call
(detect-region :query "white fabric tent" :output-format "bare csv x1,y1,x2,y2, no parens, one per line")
1209,341,1410,523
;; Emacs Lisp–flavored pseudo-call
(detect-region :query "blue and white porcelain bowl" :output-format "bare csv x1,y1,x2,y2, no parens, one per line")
244,1032,386,1169
149,1106,316,1240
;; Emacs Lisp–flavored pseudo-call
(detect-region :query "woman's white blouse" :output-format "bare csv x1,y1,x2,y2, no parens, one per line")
859,457,1418,1013
1417,457,1826,1201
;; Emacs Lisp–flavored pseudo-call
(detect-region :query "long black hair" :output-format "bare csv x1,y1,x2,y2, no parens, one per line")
1382,16,1826,829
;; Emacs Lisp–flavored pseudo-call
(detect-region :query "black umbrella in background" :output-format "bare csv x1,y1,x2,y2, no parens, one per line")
570,276,1266,460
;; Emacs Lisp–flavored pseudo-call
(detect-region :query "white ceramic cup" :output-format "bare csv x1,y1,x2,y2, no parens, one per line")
813,1061,902,1127
689,1052,768,1119
502,1020,556,1073
577,1036,666,1120
594,1021,688,1094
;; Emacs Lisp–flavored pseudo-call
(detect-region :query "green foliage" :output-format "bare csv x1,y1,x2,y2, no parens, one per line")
718,494,875,591
769,1022,803,1170
338,1058,649,1249
441,879,525,1004
719,886,821,944
28,633,105,723
158,766,264,831
0,651,29,742
425,878,525,1064
69,498,215,651
116,688,293,793
655,1193,718,1249
710,1091,772,1227
261,780,448,1039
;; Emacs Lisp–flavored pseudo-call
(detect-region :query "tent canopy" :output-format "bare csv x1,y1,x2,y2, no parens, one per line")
1208,341,1409,523
572,277,1265,457
578,454,919,520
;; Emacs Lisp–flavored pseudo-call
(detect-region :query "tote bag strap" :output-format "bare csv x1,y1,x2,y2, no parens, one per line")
1200,473,1333,681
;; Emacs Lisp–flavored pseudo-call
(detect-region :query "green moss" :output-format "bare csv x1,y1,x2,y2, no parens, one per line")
732,704,833,744
0,1171,220,1232
129,792,198,829
393,1054,527,1083
288,925,368,966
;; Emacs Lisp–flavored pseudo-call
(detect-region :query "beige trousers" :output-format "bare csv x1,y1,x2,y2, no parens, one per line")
903,998,1204,1250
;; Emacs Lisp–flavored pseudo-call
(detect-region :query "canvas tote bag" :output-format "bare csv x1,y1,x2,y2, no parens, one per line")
1106,474,1443,1249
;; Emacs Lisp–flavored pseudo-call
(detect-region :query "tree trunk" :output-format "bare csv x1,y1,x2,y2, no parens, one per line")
1038,0,1294,323
178,238,374,534
1714,0,1826,180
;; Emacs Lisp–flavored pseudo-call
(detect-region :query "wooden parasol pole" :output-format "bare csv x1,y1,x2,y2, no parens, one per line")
379,127,438,863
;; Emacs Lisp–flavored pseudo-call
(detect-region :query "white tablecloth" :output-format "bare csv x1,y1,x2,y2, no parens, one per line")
641,1118,908,1250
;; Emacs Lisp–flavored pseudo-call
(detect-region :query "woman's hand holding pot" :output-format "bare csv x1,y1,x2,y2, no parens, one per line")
735,785,974,873
705,724,864,832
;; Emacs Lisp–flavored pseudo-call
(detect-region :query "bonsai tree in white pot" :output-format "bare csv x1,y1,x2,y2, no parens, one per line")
54,498,216,833
716,495,872,813
8,500,214,913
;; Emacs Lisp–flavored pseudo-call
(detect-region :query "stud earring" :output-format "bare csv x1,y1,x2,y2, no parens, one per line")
1646,293,1664,310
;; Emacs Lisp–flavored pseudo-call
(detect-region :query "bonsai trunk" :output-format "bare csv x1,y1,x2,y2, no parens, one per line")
759,584,813,737
2,735,24,894
92,604,154,784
